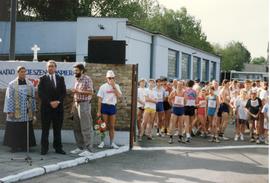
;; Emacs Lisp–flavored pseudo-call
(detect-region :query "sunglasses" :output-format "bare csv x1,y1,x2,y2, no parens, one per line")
108,77,114,80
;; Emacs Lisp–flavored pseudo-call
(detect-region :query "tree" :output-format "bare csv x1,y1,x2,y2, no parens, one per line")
220,41,251,71
13,0,214,53
250,56,266,65
139,7,214,53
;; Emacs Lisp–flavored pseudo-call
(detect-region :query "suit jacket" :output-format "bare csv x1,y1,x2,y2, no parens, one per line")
38,74,66,120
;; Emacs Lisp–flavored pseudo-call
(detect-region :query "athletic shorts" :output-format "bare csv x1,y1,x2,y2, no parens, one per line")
144,108,156,113
197,107,206,116
172,107,185,116
156,102,164,112
217,103,230,117
238,119,248,124
163,101,171,111
207,108,216,116
101,103,117,116
184,106,195,116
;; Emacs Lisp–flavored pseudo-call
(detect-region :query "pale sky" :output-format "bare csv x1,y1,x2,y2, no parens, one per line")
158,0,269,58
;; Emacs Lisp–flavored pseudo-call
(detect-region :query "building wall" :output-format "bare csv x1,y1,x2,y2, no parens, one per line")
126,26,152,79
0,18,221,81
152,35,221,82
76,17,128,61
0,22,76,54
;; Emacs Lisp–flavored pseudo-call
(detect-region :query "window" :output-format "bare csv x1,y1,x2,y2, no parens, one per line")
181,53,190,79
168,49,178,78
202,59,209,81
193,57,200,80
210,61,216,81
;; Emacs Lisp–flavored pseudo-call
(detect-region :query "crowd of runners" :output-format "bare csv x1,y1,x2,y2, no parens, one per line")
137,78,269,145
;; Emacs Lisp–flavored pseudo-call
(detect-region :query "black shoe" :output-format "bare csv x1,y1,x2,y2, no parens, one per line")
41,149,48,155
55,149,66,155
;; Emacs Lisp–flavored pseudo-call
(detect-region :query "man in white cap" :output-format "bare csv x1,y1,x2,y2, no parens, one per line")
97,70,122,149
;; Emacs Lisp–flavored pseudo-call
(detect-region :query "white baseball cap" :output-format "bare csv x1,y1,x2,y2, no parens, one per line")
106,70,115,78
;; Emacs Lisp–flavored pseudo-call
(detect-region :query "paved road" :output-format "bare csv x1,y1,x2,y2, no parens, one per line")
23,147,268,183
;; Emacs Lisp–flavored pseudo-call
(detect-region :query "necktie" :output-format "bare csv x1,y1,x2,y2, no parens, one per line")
51,75,56,88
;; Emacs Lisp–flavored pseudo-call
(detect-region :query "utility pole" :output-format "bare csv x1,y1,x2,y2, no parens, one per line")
9,0,17,60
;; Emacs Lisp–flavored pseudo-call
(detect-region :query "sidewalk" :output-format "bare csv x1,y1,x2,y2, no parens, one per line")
0,143,129,182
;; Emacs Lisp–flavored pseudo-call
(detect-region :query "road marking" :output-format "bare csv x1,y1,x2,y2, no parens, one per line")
133,145,269,151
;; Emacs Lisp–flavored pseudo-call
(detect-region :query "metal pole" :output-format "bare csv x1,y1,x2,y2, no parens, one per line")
9,0,17,60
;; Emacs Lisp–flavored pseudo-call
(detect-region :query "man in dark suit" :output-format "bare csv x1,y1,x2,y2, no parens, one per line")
38,60,66,155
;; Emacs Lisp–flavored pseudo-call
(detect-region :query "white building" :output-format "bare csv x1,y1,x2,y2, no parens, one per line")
0,17,221,82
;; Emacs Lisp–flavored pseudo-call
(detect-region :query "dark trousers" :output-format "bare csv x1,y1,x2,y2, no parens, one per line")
41,115,63,151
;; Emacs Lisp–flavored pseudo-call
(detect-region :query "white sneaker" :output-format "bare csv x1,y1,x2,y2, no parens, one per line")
70,148,83,154
111,142,119,149
98,141,105,149
234,135,239,141
240,134,244,141
79,150,94,157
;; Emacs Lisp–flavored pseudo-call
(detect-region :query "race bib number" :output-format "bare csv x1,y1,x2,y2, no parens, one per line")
157,93,163,101
174,96,184,105
165,91,169,97
251,100,259,107
208,100,216,108
186,99,196,106
199,100,207,107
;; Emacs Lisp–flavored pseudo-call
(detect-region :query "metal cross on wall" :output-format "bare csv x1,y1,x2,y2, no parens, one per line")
31,44,40,62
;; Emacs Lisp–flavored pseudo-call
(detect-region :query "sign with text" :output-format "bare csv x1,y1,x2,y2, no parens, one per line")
0,61,79,89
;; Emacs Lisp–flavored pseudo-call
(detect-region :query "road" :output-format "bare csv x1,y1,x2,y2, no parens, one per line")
23,147,268,183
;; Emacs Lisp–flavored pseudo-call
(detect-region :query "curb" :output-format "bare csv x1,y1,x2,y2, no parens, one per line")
133,145,269,151
0,146,129,183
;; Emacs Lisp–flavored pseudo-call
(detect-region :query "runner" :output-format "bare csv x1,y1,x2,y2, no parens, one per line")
207,86,220,143
168,80,185,144
155,78,166,137
163,80,173,135
137,78,146,137
245,88,262,143
218,79,231,140
262,96,269,144
234,90,249,141
184,80,197,142
138,79,157,141
197,88,207,137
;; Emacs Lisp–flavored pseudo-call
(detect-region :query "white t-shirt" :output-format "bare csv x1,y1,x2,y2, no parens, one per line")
137,87,146,108
262,103,269,118
155,87,165,102
144,88,158,110
235,98,248,120
259,89,268,101
97,83,122,105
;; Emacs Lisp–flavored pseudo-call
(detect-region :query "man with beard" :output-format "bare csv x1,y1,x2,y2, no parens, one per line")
70,64,94,157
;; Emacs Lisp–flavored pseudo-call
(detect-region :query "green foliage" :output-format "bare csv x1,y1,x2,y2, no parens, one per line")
219,41,251,71
250,56,266,65
136,6,214,53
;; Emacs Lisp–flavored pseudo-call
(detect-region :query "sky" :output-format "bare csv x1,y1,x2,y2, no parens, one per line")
158,0,269,59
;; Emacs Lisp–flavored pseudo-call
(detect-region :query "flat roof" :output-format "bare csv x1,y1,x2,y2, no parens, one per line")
127,22,221,59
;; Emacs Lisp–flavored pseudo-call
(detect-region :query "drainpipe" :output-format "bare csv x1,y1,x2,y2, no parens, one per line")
150,35,154,78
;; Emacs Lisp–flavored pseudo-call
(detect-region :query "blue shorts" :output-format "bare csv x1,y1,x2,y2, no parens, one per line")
217,103,230,117
207,108,216,116
101,103,117,115
156,102,164,112
172,107,185,116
